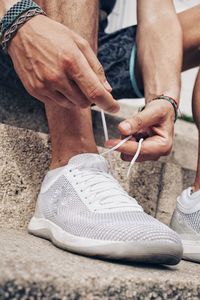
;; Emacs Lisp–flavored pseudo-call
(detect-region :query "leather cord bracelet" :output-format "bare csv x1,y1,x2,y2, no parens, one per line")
0,0,46,54
139,95,179,122
0,0,41,36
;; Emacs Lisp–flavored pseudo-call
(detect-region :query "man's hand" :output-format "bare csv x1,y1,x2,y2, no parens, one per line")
8,15,120,113
105,100,175,161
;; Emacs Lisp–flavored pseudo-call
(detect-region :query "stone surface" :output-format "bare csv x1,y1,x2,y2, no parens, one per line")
182,168,196,190
156,162,183,225
0,84,48,133
0,124,50,229
1,229,200,300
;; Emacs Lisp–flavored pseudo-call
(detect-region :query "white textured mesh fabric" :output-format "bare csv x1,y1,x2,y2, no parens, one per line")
37,175,180,243
178,208,200,234
69,153,108,172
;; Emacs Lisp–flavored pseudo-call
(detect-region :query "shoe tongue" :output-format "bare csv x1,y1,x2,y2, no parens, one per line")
190,187,200,198
68,153,108,172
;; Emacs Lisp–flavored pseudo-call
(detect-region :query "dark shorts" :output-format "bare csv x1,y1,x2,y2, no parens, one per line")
0,7,143,99
98,25,143,99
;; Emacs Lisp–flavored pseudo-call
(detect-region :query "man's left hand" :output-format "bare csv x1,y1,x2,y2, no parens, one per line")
105,99,175,162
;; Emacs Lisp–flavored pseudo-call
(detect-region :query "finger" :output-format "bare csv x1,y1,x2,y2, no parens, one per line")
65,50,120,113
72,33,112,91
118,105,164,136
121,153,134,162
105,136,171,161
57,79,91,108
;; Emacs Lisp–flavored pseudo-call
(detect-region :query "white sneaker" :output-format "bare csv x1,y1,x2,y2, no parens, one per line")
28,153,183,265
170,187,200,263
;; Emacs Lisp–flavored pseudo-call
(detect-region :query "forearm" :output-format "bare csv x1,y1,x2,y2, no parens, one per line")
136,0,182,104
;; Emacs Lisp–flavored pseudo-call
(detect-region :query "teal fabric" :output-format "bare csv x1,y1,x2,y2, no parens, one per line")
129,44,144,98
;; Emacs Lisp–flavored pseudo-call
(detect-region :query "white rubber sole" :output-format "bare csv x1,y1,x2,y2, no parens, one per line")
28,217,182,265
182,239,200,263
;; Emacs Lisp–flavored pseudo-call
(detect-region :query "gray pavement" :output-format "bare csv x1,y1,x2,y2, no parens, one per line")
1,229,200,300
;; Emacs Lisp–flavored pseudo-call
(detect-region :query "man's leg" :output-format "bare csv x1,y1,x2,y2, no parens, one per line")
192,70,200,192
170,67,200,262
34,0,99,169
178,5,200,191
166,6,200,263
172,6,200,192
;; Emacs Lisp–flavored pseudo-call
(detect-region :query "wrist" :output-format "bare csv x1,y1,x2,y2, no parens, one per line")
0,1,46,54
8,14,45,55
145,88,180,106
150,96,178,122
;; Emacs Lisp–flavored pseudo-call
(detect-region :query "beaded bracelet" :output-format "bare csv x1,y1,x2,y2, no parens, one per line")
1,7,46,53
0,0,42,36
0,0,46,53
139,95,179,122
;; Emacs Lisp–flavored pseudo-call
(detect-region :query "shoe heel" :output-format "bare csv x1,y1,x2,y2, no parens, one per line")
28,217,50,240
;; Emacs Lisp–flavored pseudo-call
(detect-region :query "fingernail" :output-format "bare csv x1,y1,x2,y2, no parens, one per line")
104,80,112,91
120,122,131,132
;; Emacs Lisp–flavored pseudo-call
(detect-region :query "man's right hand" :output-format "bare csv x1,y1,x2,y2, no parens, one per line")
8,14,120,113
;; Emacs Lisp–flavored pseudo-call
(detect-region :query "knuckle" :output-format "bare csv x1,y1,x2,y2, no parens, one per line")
35,81,45,92
96,64,105,76
79,38,89,50
161,139,173,156
44,74,61,85
88,85,103,99
130,115,143,131
63,55,75,69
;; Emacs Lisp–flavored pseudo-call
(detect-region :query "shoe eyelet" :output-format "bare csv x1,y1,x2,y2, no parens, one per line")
69,169,72,173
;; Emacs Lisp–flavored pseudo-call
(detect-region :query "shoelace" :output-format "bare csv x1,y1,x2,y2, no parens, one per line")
70,167,141,211
100,110,143,177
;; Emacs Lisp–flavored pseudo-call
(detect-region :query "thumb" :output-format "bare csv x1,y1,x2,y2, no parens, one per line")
118,104,161,135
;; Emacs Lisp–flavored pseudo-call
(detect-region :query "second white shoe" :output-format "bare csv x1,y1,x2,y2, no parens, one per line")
29,153,183,265
171,187,200,263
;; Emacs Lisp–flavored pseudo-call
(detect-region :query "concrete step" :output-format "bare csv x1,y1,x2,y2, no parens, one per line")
0,123,186,229
1,228,200,300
